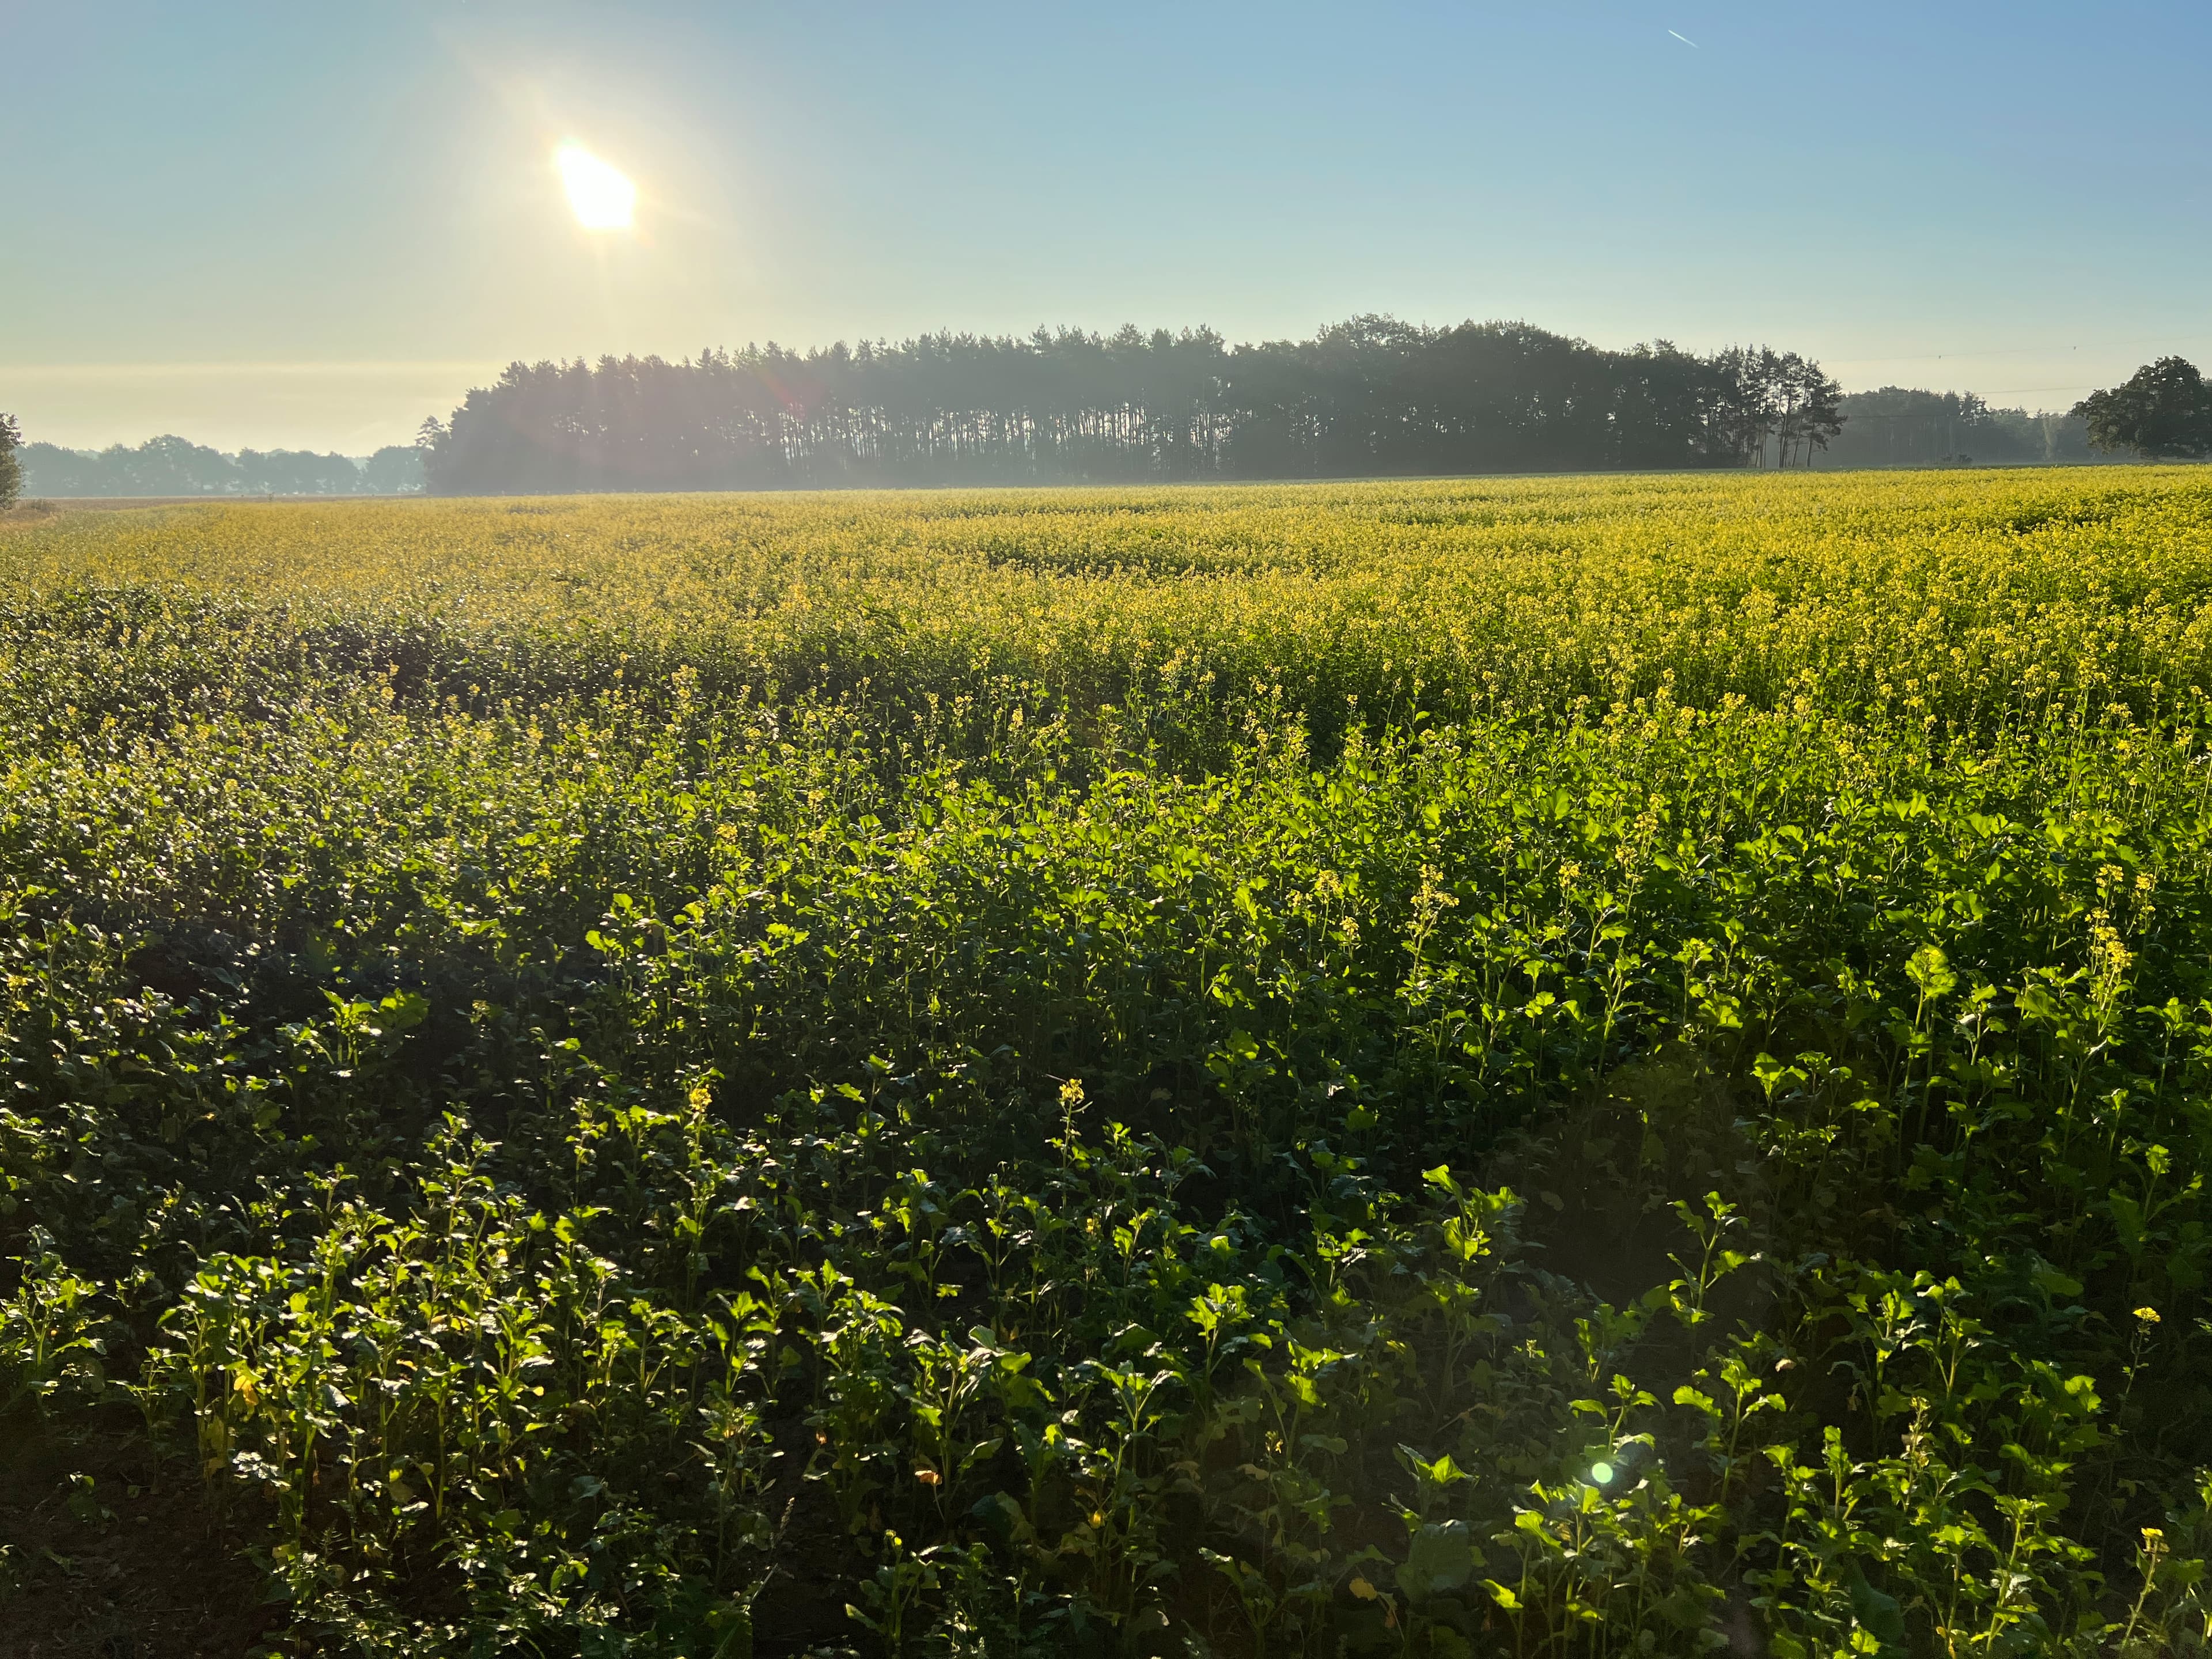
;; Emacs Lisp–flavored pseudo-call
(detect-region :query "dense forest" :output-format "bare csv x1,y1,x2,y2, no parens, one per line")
416,317,1846,493
17,436,424,497
13,334,2152,503
1820,387,2115,469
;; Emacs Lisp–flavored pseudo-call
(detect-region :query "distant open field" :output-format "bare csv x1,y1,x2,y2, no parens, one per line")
13,494,423,510
7,468,2212,1655
10,468,2212,725
28,495,259,509
1,497,322,531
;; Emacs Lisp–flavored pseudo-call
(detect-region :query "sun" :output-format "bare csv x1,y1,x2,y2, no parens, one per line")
555,142,637,231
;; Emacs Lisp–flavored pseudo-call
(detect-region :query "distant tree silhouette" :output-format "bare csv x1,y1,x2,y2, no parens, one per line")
2074,357,2212,461
1705,349,1845,469
1820,390,2113,470
17,437,423,497
0,414,20,507
419,317,1845,494
360,445,427,494
235,449,366,495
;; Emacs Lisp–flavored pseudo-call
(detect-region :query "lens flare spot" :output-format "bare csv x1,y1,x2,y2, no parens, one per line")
556,143,636,230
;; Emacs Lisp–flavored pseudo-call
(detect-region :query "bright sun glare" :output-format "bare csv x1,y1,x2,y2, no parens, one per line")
556,143,637,231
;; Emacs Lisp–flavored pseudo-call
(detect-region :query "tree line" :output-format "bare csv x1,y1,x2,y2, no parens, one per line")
416,317,1846,494
6,347,2199,510
1819,359,2212,470
10,435,424,498
1819,389,2117,469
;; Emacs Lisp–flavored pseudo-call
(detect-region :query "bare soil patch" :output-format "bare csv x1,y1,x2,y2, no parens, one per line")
0,1415,278,1659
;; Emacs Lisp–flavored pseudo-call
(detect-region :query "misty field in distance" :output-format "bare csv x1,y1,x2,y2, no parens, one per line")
6,468,2212,1655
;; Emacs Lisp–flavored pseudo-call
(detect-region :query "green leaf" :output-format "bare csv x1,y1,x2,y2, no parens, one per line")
1846,1564,1907,1654
1396,1520,1477,1602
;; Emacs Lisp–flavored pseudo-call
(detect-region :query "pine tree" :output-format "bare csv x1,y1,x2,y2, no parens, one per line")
0,414,22,508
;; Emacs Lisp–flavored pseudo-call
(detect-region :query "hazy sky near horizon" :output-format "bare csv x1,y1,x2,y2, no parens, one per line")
6,0,2210,452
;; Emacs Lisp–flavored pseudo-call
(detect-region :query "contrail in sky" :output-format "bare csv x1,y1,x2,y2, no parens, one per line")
1668,28,1698,46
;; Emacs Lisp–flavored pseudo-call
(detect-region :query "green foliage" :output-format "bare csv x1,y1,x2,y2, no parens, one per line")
2075,357,2212,461
15,431,389,498
5,471,2212,1654
416,320,1821,495
0,412,21,509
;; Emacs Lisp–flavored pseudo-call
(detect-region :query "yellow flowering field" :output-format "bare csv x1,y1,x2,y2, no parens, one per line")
6,467,2212,1655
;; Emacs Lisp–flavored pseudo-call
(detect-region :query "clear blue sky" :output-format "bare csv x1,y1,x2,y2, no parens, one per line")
6,0,2209,451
